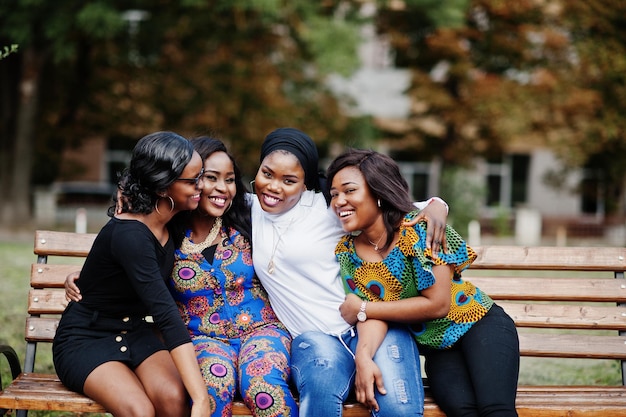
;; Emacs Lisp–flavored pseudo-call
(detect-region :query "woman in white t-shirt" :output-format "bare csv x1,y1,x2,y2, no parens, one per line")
250,127,448,417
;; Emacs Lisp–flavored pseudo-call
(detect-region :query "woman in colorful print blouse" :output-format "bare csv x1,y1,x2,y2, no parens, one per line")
168,136,296,416
327,148,520,417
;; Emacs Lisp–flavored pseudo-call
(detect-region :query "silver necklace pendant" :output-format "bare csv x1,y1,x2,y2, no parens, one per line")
267,217,296,275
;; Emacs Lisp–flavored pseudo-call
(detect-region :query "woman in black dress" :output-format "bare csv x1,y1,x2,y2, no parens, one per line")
53,131,212,417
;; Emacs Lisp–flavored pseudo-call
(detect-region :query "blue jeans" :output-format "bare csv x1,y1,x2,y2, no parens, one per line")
291,325,424,417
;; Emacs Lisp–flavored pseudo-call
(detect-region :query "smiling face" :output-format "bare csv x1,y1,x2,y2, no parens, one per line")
197,151,236,218
330,165,381,233
254,150,307,215
167,151,204,213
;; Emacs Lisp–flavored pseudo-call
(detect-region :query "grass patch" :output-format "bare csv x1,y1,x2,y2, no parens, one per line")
0,241,107,417
519,357,621,385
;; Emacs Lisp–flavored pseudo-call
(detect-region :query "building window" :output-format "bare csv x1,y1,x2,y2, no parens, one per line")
105,150,132,185
486,173,502,206
486,153,529,208
511,154,529,206
580,173,600,215
396,161,436,201
411,172,429,201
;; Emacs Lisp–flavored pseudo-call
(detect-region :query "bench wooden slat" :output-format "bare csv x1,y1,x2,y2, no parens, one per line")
31,297,626,333
31,266,626,304
28,289,67,315
470,277,626,302
341,398,446,417
29,296,626,332
0,373,106,413
519,333,626,359
33,233,626,272
30,264,82,288
472,246,626,271
515,406,626,417
3,373,625,417
34,230,96,258
499,302,626,330
24,318,58,342
23,319,626,362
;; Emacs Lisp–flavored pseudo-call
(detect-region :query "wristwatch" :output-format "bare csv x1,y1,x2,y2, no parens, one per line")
357,300,368,322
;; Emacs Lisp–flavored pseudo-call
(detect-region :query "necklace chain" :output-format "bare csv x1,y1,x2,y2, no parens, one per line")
268,218,295,274
367,232,385,251
180,217,222,254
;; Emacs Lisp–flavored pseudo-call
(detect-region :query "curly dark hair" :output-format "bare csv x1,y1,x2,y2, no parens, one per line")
107,131,194,217
326,148,415,251
169,136,252,248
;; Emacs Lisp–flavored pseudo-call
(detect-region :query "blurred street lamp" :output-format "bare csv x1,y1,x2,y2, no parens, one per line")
121,9,150,65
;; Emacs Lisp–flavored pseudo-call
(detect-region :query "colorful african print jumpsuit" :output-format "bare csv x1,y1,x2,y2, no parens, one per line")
170,227,297,417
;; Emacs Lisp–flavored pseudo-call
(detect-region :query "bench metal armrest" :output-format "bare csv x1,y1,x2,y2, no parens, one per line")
0,344,22,416
0,344,22,384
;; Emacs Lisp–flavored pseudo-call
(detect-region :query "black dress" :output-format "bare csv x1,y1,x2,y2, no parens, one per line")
53,218,190,393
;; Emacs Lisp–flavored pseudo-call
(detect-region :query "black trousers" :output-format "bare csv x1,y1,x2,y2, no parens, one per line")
423,304,520,417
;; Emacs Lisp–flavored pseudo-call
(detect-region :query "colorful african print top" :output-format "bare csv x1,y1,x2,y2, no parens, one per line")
335,216,494,350
170,227,286,340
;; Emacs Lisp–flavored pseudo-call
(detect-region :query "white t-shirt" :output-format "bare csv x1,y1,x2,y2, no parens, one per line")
252,190,348,338
251,191,437,338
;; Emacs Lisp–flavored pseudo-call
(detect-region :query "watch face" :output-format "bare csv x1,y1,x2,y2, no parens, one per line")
357,311,367,322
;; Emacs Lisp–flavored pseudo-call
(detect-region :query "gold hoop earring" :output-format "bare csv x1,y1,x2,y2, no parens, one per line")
249,180,256,191
224,200,233,213
155,195,175,215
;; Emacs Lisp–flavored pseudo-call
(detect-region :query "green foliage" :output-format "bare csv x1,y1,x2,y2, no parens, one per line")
0,1,366,190
218,0,284,16
492,205,512,237
0,240,106,416
519,351,621,385
370,0,626,216
2,0,625,221
403,0,470,28
76,3,125,39
0,43,17,59
0,2,123,63
302,17,361,77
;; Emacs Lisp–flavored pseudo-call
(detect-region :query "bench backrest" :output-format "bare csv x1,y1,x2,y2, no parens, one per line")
468,246,626,362
27,231,626,383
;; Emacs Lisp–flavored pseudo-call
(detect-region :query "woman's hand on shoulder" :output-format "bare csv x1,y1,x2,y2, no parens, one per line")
404,199,448,257
339,293,363,325
65,271,81,303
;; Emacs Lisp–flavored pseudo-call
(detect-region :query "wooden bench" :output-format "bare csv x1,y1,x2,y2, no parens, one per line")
1,230,625,416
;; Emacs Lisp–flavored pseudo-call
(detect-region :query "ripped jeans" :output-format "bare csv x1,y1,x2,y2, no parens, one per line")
291,325,424,417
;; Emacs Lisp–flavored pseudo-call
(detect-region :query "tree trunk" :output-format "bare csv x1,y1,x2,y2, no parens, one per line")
1,46,43,227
